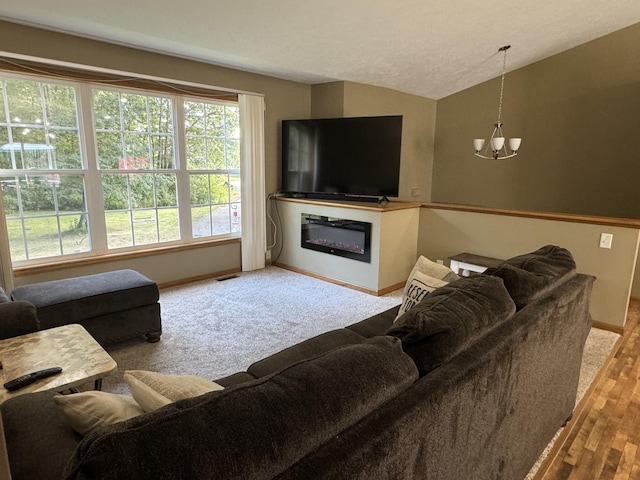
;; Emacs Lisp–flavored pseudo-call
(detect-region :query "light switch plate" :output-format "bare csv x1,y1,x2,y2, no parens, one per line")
599,233,613,249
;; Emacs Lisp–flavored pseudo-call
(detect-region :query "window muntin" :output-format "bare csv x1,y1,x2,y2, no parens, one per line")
94,88,180,249
101,172,179,249
1,78,82,170
0,75,89,262
0,73,241,265
190,172,241,237
93,90,174,170
2,174,89,261
185,100,240,237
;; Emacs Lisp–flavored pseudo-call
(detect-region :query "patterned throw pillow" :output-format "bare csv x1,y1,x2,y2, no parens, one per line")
396,256,458,320
396,271,449,319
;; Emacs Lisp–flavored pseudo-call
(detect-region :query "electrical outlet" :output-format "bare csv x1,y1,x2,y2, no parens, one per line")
411,187,421,197
265,250,272,261
436,259,444,265
599,233,613,249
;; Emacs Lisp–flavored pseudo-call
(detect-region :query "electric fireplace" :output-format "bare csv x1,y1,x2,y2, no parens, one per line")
301,213,371,263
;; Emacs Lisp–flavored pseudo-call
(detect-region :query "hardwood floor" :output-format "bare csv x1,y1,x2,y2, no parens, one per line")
534,298,640,480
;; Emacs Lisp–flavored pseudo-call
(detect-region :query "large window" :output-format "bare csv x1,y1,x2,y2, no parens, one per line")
0,73,241,264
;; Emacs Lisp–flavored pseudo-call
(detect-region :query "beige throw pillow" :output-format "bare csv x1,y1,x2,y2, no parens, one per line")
54,391,145,436
396,271,449,319
124,370,224,412
406,255,457,282
396,256,457,320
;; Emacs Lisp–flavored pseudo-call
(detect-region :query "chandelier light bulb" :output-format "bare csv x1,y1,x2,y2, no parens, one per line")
473,139,485,152
509,137,522,152
491,137,505,151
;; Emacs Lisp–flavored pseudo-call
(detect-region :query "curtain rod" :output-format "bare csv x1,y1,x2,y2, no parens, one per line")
0,51,264,98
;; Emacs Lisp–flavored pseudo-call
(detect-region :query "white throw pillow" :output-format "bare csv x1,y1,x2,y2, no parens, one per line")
124,370,224,412
54,391,145,436
396,256,457,320
396,271,449,320
406,255,457,282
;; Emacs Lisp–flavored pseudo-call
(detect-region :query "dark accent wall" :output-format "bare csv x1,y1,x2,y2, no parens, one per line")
433,22,640,219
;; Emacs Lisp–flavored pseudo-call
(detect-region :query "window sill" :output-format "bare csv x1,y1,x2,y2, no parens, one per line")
13,236,241,277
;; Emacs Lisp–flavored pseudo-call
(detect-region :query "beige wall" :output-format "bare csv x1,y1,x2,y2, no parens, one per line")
13,242,242,288
433,22,640,219
310,83,345,118
310,81,437,202
418,207,640,328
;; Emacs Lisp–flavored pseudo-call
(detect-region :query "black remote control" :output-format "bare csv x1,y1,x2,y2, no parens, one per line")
3,367,63,392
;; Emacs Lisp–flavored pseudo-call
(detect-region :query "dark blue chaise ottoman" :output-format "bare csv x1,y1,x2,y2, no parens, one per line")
10,269,161,346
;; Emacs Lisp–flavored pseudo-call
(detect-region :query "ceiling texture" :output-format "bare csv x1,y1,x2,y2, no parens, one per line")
2,0,640,99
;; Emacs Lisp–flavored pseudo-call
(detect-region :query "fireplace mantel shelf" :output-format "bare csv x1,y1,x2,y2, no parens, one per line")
276,196,421,213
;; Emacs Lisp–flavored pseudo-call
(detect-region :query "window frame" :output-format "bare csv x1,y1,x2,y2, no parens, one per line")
0,71,242,266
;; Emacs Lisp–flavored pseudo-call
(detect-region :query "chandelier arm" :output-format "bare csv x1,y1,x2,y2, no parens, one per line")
474,152,518,160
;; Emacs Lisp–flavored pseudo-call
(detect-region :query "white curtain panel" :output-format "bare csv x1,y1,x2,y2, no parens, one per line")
0,189,14,292
239,94,267,271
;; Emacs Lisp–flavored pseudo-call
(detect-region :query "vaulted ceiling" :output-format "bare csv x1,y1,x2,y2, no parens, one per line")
2,1,640,99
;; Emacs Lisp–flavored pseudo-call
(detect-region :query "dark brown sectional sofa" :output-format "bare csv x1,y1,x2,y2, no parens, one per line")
1,245,594,479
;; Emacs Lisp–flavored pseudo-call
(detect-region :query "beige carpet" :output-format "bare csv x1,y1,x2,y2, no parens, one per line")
101,266,620,477
102,266,404,393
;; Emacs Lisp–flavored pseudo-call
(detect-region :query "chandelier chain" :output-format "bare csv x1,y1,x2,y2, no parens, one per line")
496,46,508,125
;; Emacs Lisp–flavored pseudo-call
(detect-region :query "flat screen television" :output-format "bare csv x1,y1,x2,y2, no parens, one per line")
281,115,403,201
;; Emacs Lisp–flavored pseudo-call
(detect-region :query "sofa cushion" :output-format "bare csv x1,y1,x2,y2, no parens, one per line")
213,371,257,388
346,305,399,338
247,328,366,378
386,275,516,374
11,270,159,331
64,336,419,480
483,245,577,309
0,301,39,340
2,391,81,480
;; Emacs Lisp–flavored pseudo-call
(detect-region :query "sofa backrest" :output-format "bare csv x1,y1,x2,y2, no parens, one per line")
64,336,418,480
484,244,577,309
386,274,516,374
276,272,595,480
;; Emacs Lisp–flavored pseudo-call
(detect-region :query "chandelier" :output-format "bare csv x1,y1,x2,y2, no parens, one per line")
473,45,521,160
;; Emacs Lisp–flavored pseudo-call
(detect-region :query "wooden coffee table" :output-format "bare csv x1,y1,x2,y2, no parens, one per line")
0,324,117,404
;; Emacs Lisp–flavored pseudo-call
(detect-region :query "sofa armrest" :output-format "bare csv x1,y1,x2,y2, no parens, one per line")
0,415,12,480
0,301,39,340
